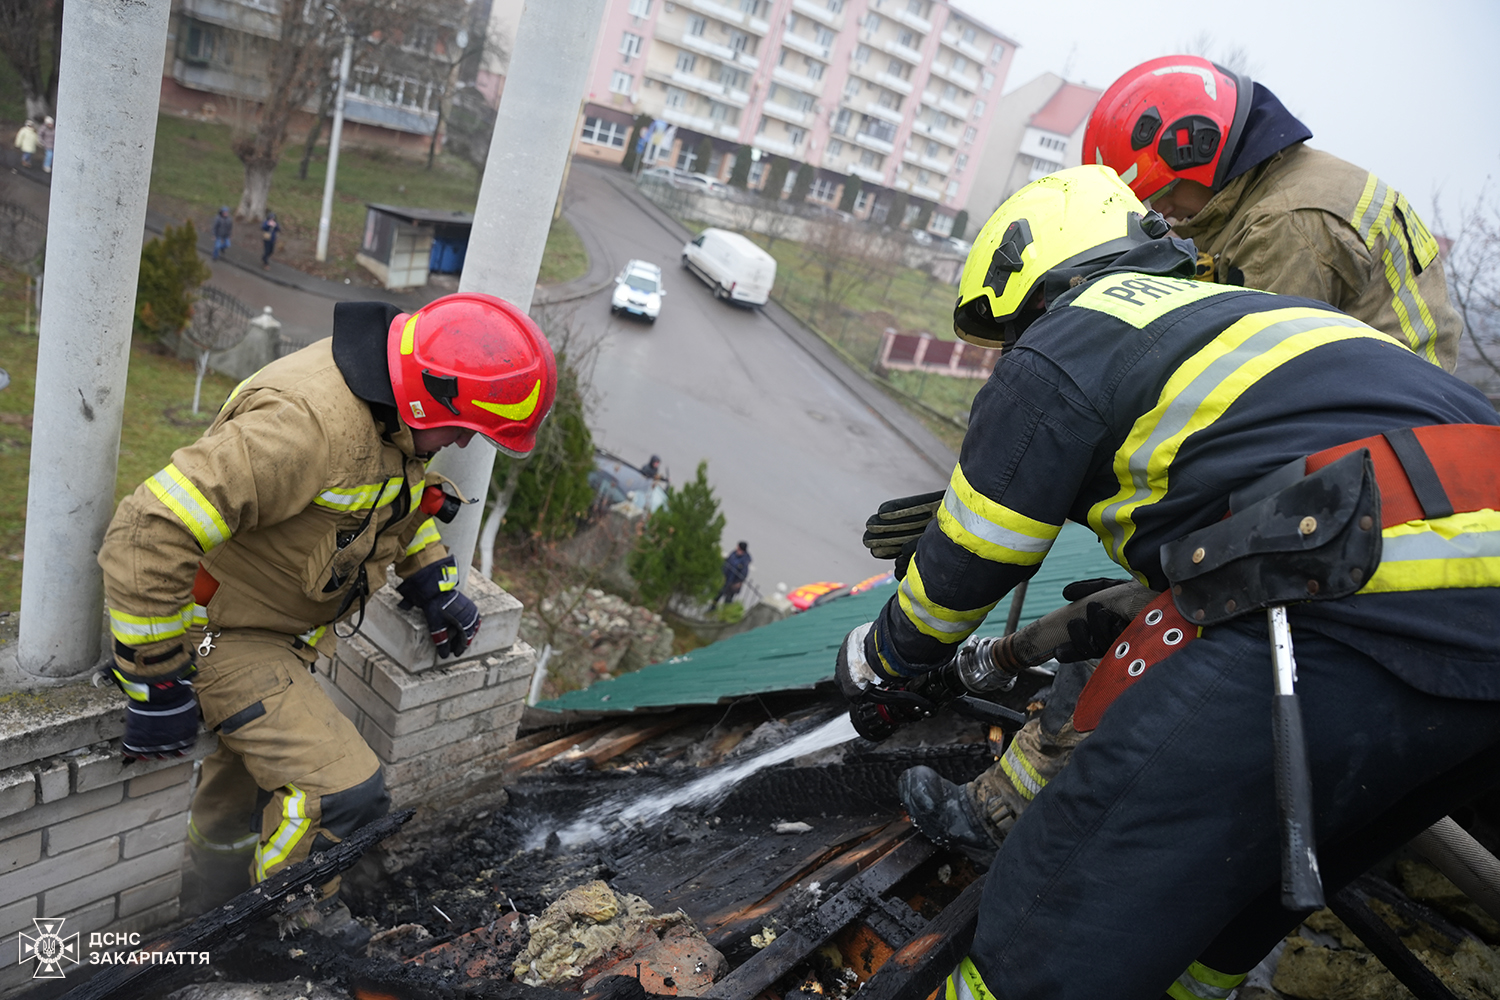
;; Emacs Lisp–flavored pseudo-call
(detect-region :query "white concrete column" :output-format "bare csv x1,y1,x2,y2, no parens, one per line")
434,0,608,588
17,0,173,678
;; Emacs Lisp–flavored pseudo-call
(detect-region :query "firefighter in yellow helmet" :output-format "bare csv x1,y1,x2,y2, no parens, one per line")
836,166,1500,998
98,294,556,946
1084,55,1460,370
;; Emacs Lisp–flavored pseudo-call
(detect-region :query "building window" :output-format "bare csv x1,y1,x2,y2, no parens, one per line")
854,44,871,62
946,180,960,198
973,99,985,118
610,70,633,94
962,26,977,43
981,70,994,91
710,102,737,123
917,169,930,185
582,116,629,147
676,51,697,72
666,86,687,108
628,0,651,15
931,211,954,235
788,126,807,146
620,32,643,58
180,19,220,63
730,30,751,52
721,65,749,90
827,139,843,156
887,58,904,76
812,177,836,200
740,0,763,13
832,108,851,135
688,15,707,36
827,0,843,11
954,152,968,174
963,126,977,143
860,116,897,142
804,57,824,80
863,13,881,31
990,42,1005,63
855,190,872,212
952,55,968,74
898,30,916,49
749,160,766,184
903,203,922,225
925,140,940,158
942,83,957,102
878,90,902,111
843,77,860,98
860,149,881,167
756,116,768,134
815,26,835,48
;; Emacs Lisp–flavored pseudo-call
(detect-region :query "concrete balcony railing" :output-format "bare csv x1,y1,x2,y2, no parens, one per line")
848,162,887,184
912,183,941,199
760,101,810,125
791,0,844,30
772,64,826,96
755,134,803,158
911,118,959,147
940,31,990,65
662,105,742,139
667,69,751,107
682,0,749,26
937,97,971,120
853,130,895,155
876,70,914,95
676,31,737,62
889,7,932,33
780,31,832,61
882,37,924,64
926,60,978,92
855,99,904,126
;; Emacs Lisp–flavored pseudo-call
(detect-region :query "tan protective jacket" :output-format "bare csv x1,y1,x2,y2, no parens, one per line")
1174,143,1459,370
100,340,448,674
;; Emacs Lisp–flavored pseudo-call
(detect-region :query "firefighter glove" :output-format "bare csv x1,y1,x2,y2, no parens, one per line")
835,622,881,701
112,651,199,762
1056,601,1133,663
397,556,481,659
862,490,945,559
1060,577,1133,602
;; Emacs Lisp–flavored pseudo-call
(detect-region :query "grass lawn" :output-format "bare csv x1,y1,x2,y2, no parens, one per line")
0,262,238,612
146,113,588,288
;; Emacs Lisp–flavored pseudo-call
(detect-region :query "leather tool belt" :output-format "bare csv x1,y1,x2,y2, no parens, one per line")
1072,423,1500,732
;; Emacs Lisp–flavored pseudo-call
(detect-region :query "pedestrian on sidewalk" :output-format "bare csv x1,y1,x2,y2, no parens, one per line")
37,117,54,173
212,206,233,261
710,541,751,610
13,120,38,169
261,210,280,269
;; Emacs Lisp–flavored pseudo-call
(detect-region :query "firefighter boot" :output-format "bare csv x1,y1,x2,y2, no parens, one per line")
277,894,372,952
898,766,1000,850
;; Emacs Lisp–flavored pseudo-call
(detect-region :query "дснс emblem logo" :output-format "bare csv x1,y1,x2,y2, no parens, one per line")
18,917,80,979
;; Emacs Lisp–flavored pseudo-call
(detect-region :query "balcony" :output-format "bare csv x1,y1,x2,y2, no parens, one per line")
927,60,978,92
667,69,751,107
855,99,903,126
889,7,931,33
853,130,895,155
910,121,958,149
912,183,941,199
937,97,971,119
940,31,990,65
756,134,803,158
773,64,826,96
676,31,736,61
848,162,886,184
682,0,747,26
780,31,832,61
876,71,913,95
882,38,924,64
760,102,810,125
791,0,843,30
662,105,743,139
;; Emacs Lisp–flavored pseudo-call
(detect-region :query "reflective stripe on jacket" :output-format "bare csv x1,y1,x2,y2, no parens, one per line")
1173,143,1460,371
99,340,448,670
874,239,1500,697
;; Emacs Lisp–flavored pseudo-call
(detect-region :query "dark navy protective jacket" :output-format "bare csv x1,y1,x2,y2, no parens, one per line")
874,240,1500,700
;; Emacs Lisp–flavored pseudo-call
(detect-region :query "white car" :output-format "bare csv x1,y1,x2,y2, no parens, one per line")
611,259,665,321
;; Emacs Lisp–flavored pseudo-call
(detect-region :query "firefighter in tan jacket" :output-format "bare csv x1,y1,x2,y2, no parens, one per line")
98,295,556,942
1083,55,1459,370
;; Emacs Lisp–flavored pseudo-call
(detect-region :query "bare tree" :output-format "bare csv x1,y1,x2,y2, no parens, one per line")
1434,191,1500,398
0,0,62,120
803,220,897,320
1179,31,1257,78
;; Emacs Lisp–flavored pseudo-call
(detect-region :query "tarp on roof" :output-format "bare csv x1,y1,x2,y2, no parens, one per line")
1030,83,1103,136
533,522,1124,714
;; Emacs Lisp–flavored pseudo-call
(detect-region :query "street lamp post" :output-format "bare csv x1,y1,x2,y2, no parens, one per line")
315,11,353,263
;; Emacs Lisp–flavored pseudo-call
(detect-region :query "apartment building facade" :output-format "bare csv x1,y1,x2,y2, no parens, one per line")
963,73,1100,227
577,0,1016,234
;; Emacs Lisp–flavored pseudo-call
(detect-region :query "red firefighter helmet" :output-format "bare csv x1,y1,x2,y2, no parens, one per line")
387,293,557,458
1082,55,1253,202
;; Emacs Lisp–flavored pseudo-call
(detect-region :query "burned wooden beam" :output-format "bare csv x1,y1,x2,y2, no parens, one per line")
856,873,986,1000
58,809,414,1000
1330,877,1463,1000
504,723,620,773
703,836,937,1000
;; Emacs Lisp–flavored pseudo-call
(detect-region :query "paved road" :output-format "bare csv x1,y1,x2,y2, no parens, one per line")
558,162,949,595
3,159,952,595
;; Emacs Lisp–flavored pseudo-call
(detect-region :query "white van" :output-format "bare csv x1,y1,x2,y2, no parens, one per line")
681,228,777,307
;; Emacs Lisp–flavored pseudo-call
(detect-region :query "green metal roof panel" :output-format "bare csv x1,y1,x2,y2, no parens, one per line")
533,522,1123,713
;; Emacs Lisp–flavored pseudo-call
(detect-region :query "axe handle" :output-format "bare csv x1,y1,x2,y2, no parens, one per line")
1268,606,1325,910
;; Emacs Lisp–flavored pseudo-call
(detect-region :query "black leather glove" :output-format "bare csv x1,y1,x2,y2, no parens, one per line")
397,556,481,659
1055,601,1133,663
862,490,945,560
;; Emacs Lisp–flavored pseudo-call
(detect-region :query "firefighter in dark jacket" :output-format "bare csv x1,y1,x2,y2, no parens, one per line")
835,166,1500,999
